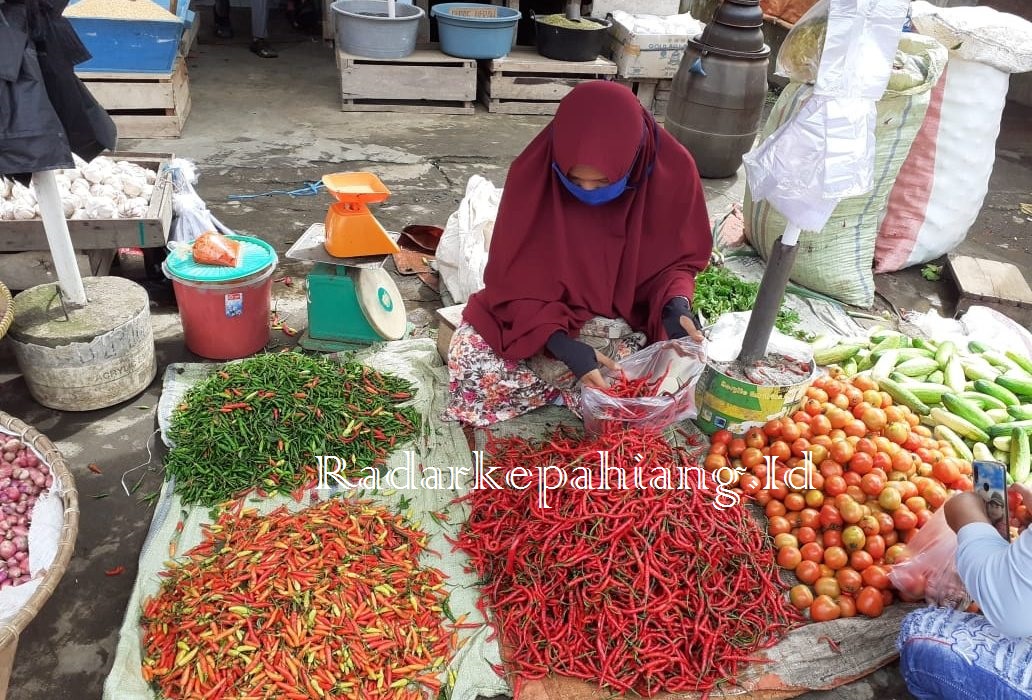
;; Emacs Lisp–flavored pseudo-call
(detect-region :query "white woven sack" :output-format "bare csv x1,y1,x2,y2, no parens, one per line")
874,58,1009,272
910,1,1032,73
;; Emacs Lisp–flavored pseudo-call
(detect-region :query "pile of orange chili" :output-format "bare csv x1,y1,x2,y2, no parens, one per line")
141,498,459,699
455,426,803,698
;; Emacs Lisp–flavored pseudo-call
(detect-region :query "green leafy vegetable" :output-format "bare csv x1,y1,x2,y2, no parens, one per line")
693,264,812,341
921,264,942,281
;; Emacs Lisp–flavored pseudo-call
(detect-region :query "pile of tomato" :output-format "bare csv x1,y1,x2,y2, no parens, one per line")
702,372,975,622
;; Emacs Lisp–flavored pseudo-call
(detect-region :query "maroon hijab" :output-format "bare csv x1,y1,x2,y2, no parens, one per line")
463,81,712,361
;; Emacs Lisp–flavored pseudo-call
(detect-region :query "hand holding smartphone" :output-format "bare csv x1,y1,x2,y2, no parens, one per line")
973,460,1010,540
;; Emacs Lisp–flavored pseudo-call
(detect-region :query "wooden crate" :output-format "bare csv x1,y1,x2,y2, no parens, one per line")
947,255,1032,326
78,58,191,139
479,49,619,115
179,14,201,57
337,49,476,114
0,153,174,254
619,78,673,122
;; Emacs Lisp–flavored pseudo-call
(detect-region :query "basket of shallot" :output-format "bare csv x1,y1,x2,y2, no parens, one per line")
0,411,79,678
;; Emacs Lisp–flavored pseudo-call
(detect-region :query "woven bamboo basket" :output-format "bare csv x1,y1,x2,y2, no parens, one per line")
0,412,79,698
0,283,12,342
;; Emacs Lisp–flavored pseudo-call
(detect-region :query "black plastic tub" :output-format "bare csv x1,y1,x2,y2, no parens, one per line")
533,13,611,62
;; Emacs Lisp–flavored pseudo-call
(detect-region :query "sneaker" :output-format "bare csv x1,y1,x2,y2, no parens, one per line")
250,39,278,58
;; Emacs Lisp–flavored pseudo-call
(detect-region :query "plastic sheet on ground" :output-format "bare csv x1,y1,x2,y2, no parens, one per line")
472,408,917,700
901,306,1032,360
103,339,510,700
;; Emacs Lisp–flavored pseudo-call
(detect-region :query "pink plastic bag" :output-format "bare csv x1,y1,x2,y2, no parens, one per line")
889,508,971,609
580,338,707,435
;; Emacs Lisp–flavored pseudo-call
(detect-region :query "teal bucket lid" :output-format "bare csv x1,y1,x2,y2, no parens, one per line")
165,235,278,283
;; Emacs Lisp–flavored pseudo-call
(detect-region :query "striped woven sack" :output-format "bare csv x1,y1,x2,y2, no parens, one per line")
744,33,948,308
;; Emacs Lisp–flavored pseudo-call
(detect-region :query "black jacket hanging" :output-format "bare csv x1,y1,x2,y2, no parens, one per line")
0,0,116,182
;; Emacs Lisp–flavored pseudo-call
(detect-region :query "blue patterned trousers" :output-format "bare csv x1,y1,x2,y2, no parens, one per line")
898,607,1032,699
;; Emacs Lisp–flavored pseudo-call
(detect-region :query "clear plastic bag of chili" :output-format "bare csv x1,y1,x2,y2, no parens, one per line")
580,337,707,436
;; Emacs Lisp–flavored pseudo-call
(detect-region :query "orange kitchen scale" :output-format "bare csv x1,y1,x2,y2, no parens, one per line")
323,172,400,258
286,172,408,352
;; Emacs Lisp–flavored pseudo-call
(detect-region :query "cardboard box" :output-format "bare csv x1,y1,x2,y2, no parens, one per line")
589,0,681,19
607,12,703,79
435,304,466,362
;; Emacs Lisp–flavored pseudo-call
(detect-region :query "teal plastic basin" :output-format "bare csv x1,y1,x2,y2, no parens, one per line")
431,3,520,60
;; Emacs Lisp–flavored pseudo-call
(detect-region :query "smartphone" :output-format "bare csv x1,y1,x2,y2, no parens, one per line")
973,460,1010,540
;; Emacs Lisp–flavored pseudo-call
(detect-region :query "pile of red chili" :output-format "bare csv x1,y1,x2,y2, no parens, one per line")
600,368,670,399
141,499,458,699
455,427,803,698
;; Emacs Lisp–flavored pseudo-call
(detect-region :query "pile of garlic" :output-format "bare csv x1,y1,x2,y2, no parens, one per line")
0,156,157,222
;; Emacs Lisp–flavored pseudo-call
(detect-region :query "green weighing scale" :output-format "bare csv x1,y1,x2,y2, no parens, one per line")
286,223,408,352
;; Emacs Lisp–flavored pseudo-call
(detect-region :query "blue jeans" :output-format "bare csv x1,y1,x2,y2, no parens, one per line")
898,607,1032,699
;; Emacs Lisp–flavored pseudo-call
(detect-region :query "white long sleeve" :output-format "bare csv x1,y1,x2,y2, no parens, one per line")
955,523,1032,639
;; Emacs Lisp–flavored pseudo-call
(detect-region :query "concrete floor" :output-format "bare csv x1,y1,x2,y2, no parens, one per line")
0,9,1030,699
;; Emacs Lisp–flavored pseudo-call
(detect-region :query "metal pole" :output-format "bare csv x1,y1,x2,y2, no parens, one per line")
33,170,87,307
739,228,799,363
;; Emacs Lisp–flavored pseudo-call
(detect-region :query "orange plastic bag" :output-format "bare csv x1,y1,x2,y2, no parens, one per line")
192,232,240,267
888,507,971,609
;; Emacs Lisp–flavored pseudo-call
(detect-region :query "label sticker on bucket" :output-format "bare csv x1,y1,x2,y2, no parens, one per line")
225,293,243,318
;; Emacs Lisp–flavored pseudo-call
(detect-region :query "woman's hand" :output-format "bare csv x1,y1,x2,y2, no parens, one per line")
580,351,620,389
677,314,704,343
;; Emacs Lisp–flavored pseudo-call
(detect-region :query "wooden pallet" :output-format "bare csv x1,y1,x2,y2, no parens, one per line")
947,255,1032,326
337,49,476,114
479,49,619,115
78,59,191,139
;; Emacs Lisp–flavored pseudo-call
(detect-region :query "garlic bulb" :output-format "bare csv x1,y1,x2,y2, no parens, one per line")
1,178,13,199
85,197,118,219
70,179,91,198
13,204,35,220
63,198,76,218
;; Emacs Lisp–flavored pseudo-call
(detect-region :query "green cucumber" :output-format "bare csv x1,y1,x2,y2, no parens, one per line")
997,374,1032,399
814,343,865,367
935,340,956,369
934,425,974,462
927,370,945,385
941,393,995,433
1005,350,1032,377
972,442,994,462
895,357,941,378
1010,428,1031,484
986,408,1012,423
1007,404,1032,421
872,351,901,381
912,338,938,352
930,407,991,444
840,357,859,377
958,391,1007,411
897,382,950,406
945,356,967,394
993,435,1012,452
877,376,931,416
969,340,989,353
974,379,1020,407
962,358,1000,382
988,420,1032,439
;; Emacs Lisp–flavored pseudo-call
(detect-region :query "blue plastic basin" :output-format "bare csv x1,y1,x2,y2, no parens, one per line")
431,3,520,60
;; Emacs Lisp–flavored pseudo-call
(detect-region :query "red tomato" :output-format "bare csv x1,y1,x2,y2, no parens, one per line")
789,584,814,611
856,586,885,618
769,440,792,464
744,428,767,450
861,565,892,590
800,542,825,564
824,475,847,497
849,550,874,572
799,508,821,529
795,560,821,585
893,507,919,531
824,546,849,570
796,526,818,544
823,530,842,548
777,546,803,570
814,577,841,598
837,595,858,618
711,429,733,446
836,568,863,594
763,419,784,439
864,534,886,561
820,505,844,529
739,473,762,495
810,595,841,622
850,452,874,476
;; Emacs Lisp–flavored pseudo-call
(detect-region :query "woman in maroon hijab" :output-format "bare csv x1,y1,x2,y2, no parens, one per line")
445,81,712,427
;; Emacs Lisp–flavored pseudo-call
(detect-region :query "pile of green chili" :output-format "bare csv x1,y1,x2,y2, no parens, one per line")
165,351,420,507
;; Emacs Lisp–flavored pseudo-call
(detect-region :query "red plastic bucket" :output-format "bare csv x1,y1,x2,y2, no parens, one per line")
164,261,276,360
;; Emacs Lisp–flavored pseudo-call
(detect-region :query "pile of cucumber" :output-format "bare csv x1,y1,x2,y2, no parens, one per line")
813,332,1032,486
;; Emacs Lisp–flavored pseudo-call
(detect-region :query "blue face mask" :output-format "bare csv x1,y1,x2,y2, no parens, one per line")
552,163,632,206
